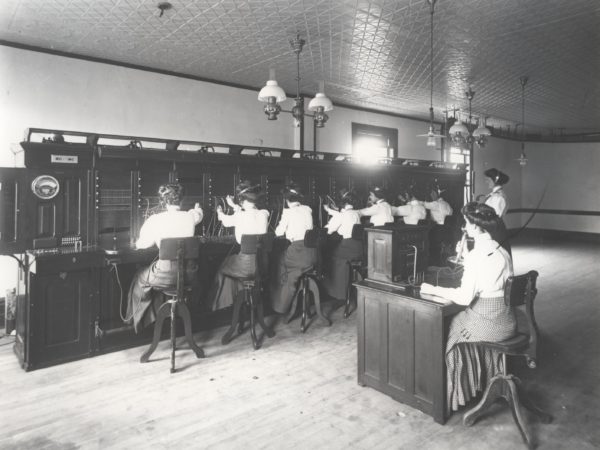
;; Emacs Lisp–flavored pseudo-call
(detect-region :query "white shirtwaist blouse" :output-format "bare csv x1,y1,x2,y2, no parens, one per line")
219,207,270,244
485,186,508,218
424,233,513,305
325,206,361,239
423,198,453,225
136,206,203,249
359,199,393,226
275,203,314,242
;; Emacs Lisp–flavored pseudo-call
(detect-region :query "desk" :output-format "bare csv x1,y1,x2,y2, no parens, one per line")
355,279,463,424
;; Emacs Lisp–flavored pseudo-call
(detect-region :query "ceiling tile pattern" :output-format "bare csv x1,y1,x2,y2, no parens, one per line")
1,0,599,136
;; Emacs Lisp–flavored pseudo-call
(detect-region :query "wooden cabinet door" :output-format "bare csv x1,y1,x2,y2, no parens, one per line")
28,269,94,369
0,168,27,253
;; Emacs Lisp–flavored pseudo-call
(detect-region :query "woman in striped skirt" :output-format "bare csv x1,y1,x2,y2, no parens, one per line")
420,202,516,413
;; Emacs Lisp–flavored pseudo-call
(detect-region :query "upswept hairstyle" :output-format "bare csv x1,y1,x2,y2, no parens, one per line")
484,168,510,186
282,182,305,204
370,185,387,200
461,202,500,236
158,183,183,206
339,189,360,208
236,180,264,205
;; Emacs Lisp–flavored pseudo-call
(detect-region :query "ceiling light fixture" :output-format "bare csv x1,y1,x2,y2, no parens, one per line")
449,87,491,148
418,0,445,147
157,2,172,17
517,76,529,166
258,35,333,129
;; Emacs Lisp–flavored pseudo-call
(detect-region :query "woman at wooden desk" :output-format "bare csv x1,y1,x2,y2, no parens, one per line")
127,183,203,333
358,185,393,226
270,183,315,315
210,181,270,310
420,202,516,413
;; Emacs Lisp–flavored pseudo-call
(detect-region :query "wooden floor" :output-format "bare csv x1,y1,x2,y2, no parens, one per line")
0,236,598,450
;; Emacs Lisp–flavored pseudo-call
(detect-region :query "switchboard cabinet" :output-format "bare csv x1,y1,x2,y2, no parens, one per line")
15,249,103,371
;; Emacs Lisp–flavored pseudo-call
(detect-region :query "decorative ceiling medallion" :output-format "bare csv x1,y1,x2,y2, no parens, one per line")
31,175,60,200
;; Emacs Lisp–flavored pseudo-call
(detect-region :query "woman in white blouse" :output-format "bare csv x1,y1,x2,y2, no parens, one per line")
270,184,316,315
482,168,511,254
423,190,454,265
322,190,363,301
127,183,203,333
210,181,269,311
420,202,516,413
358,186,393,226
391,196,427,225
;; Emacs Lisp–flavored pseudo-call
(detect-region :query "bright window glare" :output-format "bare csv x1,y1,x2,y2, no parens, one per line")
355,136,389,165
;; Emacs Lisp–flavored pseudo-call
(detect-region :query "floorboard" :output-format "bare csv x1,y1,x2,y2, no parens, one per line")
0,236,598,449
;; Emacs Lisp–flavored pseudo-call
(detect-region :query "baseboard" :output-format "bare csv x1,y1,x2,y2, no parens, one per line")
509,228,600,243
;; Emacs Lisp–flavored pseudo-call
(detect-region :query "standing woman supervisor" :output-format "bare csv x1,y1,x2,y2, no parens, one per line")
358,186,393,226
482,168,511,254
420,203,516,413
322,190,363,302
210,181,270,311
127,183,203,333
270,184,315,315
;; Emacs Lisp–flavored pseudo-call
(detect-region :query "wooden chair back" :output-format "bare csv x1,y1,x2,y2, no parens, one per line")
158,237,201,299
504,270,540,364
240,233,274,281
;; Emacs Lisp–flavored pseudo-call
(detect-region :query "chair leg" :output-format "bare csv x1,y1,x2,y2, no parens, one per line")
344,265,353,319
170,300,176,373
310,277,331,326
222,290,244,345
286,285,300,323
463,375,533,449
244,289,260,350
176,301,205,359
237,302,246,335
140,301,171,363
300,278,309,333
255,286,275,338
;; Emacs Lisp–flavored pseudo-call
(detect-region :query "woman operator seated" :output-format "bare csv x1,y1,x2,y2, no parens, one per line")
127,183,203,333
210,181,270,311
420,202,516,413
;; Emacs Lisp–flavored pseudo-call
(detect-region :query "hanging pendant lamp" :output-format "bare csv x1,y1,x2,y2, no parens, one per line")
417,0,445,147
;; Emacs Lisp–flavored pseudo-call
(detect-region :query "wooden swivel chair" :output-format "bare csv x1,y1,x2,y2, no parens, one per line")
221,233,275,350
344,224,366,318
286,228,332,332
463,270,553,448
140,237,204,373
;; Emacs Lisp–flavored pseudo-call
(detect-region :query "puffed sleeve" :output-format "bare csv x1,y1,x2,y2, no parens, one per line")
219,210,238,228
135,215,157,249
188,207,203,225
275,209,290,237
359,204,378,217
325,210,343,234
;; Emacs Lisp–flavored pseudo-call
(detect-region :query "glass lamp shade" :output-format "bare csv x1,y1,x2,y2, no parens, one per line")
258,80,286,103
473,125,492,137
449,121,469,135
308,93,333,112
427,135,436,147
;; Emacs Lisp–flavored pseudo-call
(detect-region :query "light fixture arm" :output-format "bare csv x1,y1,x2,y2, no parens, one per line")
518,75,529,165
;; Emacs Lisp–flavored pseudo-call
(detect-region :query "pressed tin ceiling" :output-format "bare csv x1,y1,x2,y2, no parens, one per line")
1,0,599,138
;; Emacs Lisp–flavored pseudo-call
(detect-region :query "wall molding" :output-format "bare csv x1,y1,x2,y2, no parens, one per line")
508,208,600,217
509,227,600,243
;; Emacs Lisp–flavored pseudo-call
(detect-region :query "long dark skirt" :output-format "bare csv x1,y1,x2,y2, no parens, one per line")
322,238,363,300
445,296,517,412
210,253,255,311
270,241,316,314
127,259,197,334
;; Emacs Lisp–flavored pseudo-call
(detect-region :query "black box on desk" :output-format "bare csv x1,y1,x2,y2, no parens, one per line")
424,265,463,288
366,225,429,284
